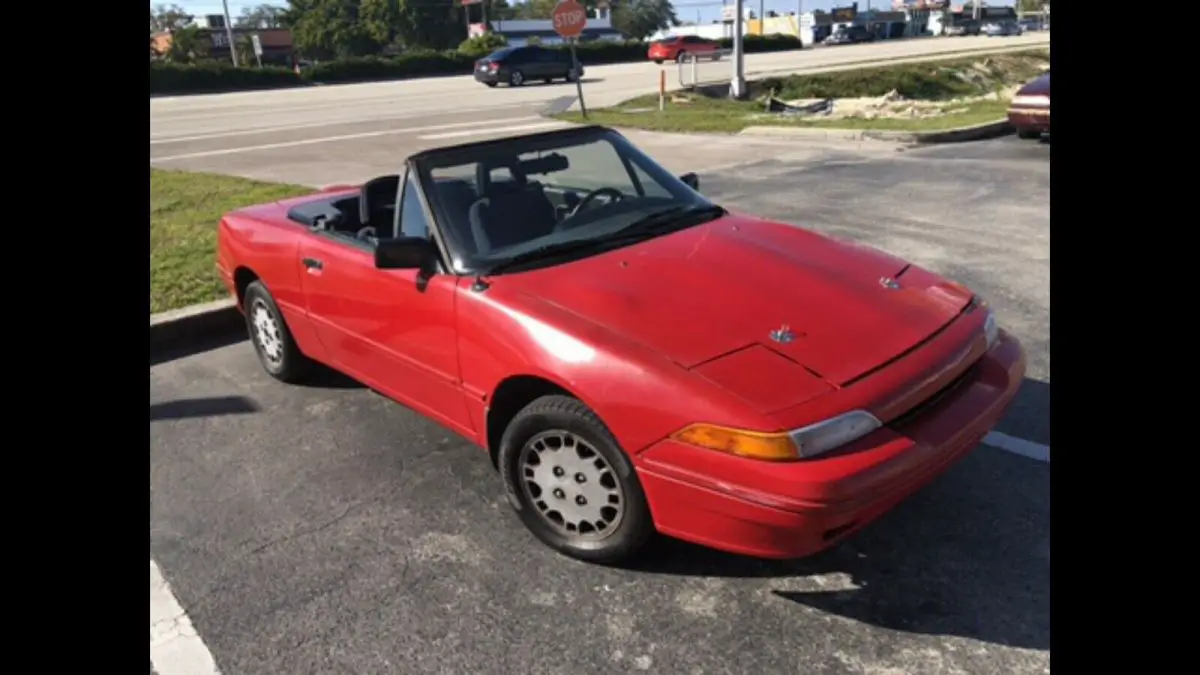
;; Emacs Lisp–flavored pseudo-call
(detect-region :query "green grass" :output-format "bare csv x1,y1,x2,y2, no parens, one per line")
150,168,310,314
554,49,1048,135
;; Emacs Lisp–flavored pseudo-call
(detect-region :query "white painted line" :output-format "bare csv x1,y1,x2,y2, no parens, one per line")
151,117,539,162
150,559,221,675
417,121,566,140
983,431,1049,463
150,103,536,143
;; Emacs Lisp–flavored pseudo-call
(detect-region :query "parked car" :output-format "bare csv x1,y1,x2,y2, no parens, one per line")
474,45,582,87
944,19,982,36
1008,71,1049,139
647,35,721,64
216,125,1025,565
1018,18,1043,31
985,20,1023,36
824,25,875,44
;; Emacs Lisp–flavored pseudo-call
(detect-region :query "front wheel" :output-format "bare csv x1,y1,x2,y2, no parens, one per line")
498,395,655,565
1017,128,1042,139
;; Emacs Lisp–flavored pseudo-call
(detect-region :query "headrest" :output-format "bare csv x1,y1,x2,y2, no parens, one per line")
476,156,525,193
359,174,400,224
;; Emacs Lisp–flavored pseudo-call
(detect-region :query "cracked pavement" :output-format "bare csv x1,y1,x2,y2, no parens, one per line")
150,135,1049,675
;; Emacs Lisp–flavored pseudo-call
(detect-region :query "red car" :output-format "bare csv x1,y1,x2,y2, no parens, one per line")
216,126,1025,565
648,35,721,64
1008,71,1050,139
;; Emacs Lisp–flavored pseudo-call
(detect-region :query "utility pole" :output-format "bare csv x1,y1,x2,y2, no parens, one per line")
759,0,765,35
973,1,981,21
221,0,239,66
731,0,746,98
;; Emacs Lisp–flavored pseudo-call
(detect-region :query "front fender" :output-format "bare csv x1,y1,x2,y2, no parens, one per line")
455,282,774,455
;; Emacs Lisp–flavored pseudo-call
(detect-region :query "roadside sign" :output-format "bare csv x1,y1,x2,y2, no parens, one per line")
251,34,263,56
552,0,588,39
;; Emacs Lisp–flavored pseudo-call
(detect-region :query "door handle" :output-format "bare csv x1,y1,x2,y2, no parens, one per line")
302,257,323,270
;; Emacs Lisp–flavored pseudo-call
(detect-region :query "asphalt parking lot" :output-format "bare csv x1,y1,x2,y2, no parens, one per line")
150,133,1049,675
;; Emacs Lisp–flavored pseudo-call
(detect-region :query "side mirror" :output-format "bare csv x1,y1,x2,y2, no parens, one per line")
375,236,437,270
680,172,699,191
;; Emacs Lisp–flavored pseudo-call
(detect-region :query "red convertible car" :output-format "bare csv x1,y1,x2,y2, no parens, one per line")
216,125,1025,564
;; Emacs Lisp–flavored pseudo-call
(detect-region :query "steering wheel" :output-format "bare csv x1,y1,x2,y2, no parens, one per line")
566,187,624,219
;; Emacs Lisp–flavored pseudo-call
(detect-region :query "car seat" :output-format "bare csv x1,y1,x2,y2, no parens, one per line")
468,157,557,254
359,174,400,238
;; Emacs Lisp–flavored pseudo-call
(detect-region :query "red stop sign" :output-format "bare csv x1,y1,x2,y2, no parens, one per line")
552,0,588,39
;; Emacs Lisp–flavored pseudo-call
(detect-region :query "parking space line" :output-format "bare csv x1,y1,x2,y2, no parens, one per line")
151,559,220,675
151,117,540,162
417,121,567,140
983,431,1050,463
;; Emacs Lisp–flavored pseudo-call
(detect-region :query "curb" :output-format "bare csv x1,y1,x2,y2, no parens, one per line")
150,298,244,352
738,119,1013,144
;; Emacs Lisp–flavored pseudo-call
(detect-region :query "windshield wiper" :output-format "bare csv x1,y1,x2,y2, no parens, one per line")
482,239,615,277
481,203,726,278
613,203,726,237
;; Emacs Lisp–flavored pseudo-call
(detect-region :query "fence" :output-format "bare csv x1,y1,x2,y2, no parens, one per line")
677,49,734,89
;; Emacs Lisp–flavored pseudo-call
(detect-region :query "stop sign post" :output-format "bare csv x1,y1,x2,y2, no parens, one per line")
552,0,589,118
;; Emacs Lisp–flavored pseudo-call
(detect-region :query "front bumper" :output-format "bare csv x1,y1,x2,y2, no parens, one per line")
1008,107,1050,133
636,330,1026,559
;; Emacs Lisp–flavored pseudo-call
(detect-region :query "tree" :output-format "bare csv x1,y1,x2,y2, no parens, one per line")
611,0,678,40
284,0,382,59
282,0,465,59
149,3,193,33
165,25,211,62
393,0,465,50
1017,0,1048,13
237,4,288,28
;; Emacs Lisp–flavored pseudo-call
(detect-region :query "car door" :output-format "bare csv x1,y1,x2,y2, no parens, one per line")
297,170,474,435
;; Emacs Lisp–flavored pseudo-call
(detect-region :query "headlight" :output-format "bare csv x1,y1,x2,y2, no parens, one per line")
671,410,883,462
1011,94,1050,107
983,310,999,349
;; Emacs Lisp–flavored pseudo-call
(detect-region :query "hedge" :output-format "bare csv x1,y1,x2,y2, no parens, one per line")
149,35,805,94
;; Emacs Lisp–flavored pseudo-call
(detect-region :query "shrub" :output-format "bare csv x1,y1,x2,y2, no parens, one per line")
299,50,475,83
149,60,299,94
458,33,508,58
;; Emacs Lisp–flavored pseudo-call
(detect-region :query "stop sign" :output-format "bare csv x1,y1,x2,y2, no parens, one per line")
552,0,588,39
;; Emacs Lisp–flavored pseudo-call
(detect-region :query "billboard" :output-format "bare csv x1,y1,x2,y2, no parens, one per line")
831,3,858,22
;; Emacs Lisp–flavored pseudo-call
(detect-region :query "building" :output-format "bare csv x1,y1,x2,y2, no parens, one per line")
151,14,296,66
468,8,623,47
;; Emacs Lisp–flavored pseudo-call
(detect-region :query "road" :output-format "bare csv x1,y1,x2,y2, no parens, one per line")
150,135,1050,675
150,33,1049,186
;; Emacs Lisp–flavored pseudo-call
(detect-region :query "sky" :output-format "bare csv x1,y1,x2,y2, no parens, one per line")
170,1,1015,30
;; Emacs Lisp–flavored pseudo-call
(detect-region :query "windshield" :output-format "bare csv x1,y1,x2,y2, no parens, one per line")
418,129,715,274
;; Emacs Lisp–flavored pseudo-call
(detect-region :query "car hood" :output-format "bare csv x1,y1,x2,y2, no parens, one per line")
497,214,973,387
1017,72,1050,97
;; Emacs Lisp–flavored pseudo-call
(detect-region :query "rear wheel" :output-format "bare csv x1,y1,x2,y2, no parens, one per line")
1017,128,1042,139
498,395,655,565
566,67,579,82
509,69,525,86
653,58,663,64
244,281,310,383
484,82,497,88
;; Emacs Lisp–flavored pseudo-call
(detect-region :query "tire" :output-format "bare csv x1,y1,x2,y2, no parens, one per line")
498,395,655,565
509,69,524,86
566,68,579,82
485,82,497,88
1017,129,1042,139
244,281,310,383
543,77,553,84
675,50,688,64
653,59,663,65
